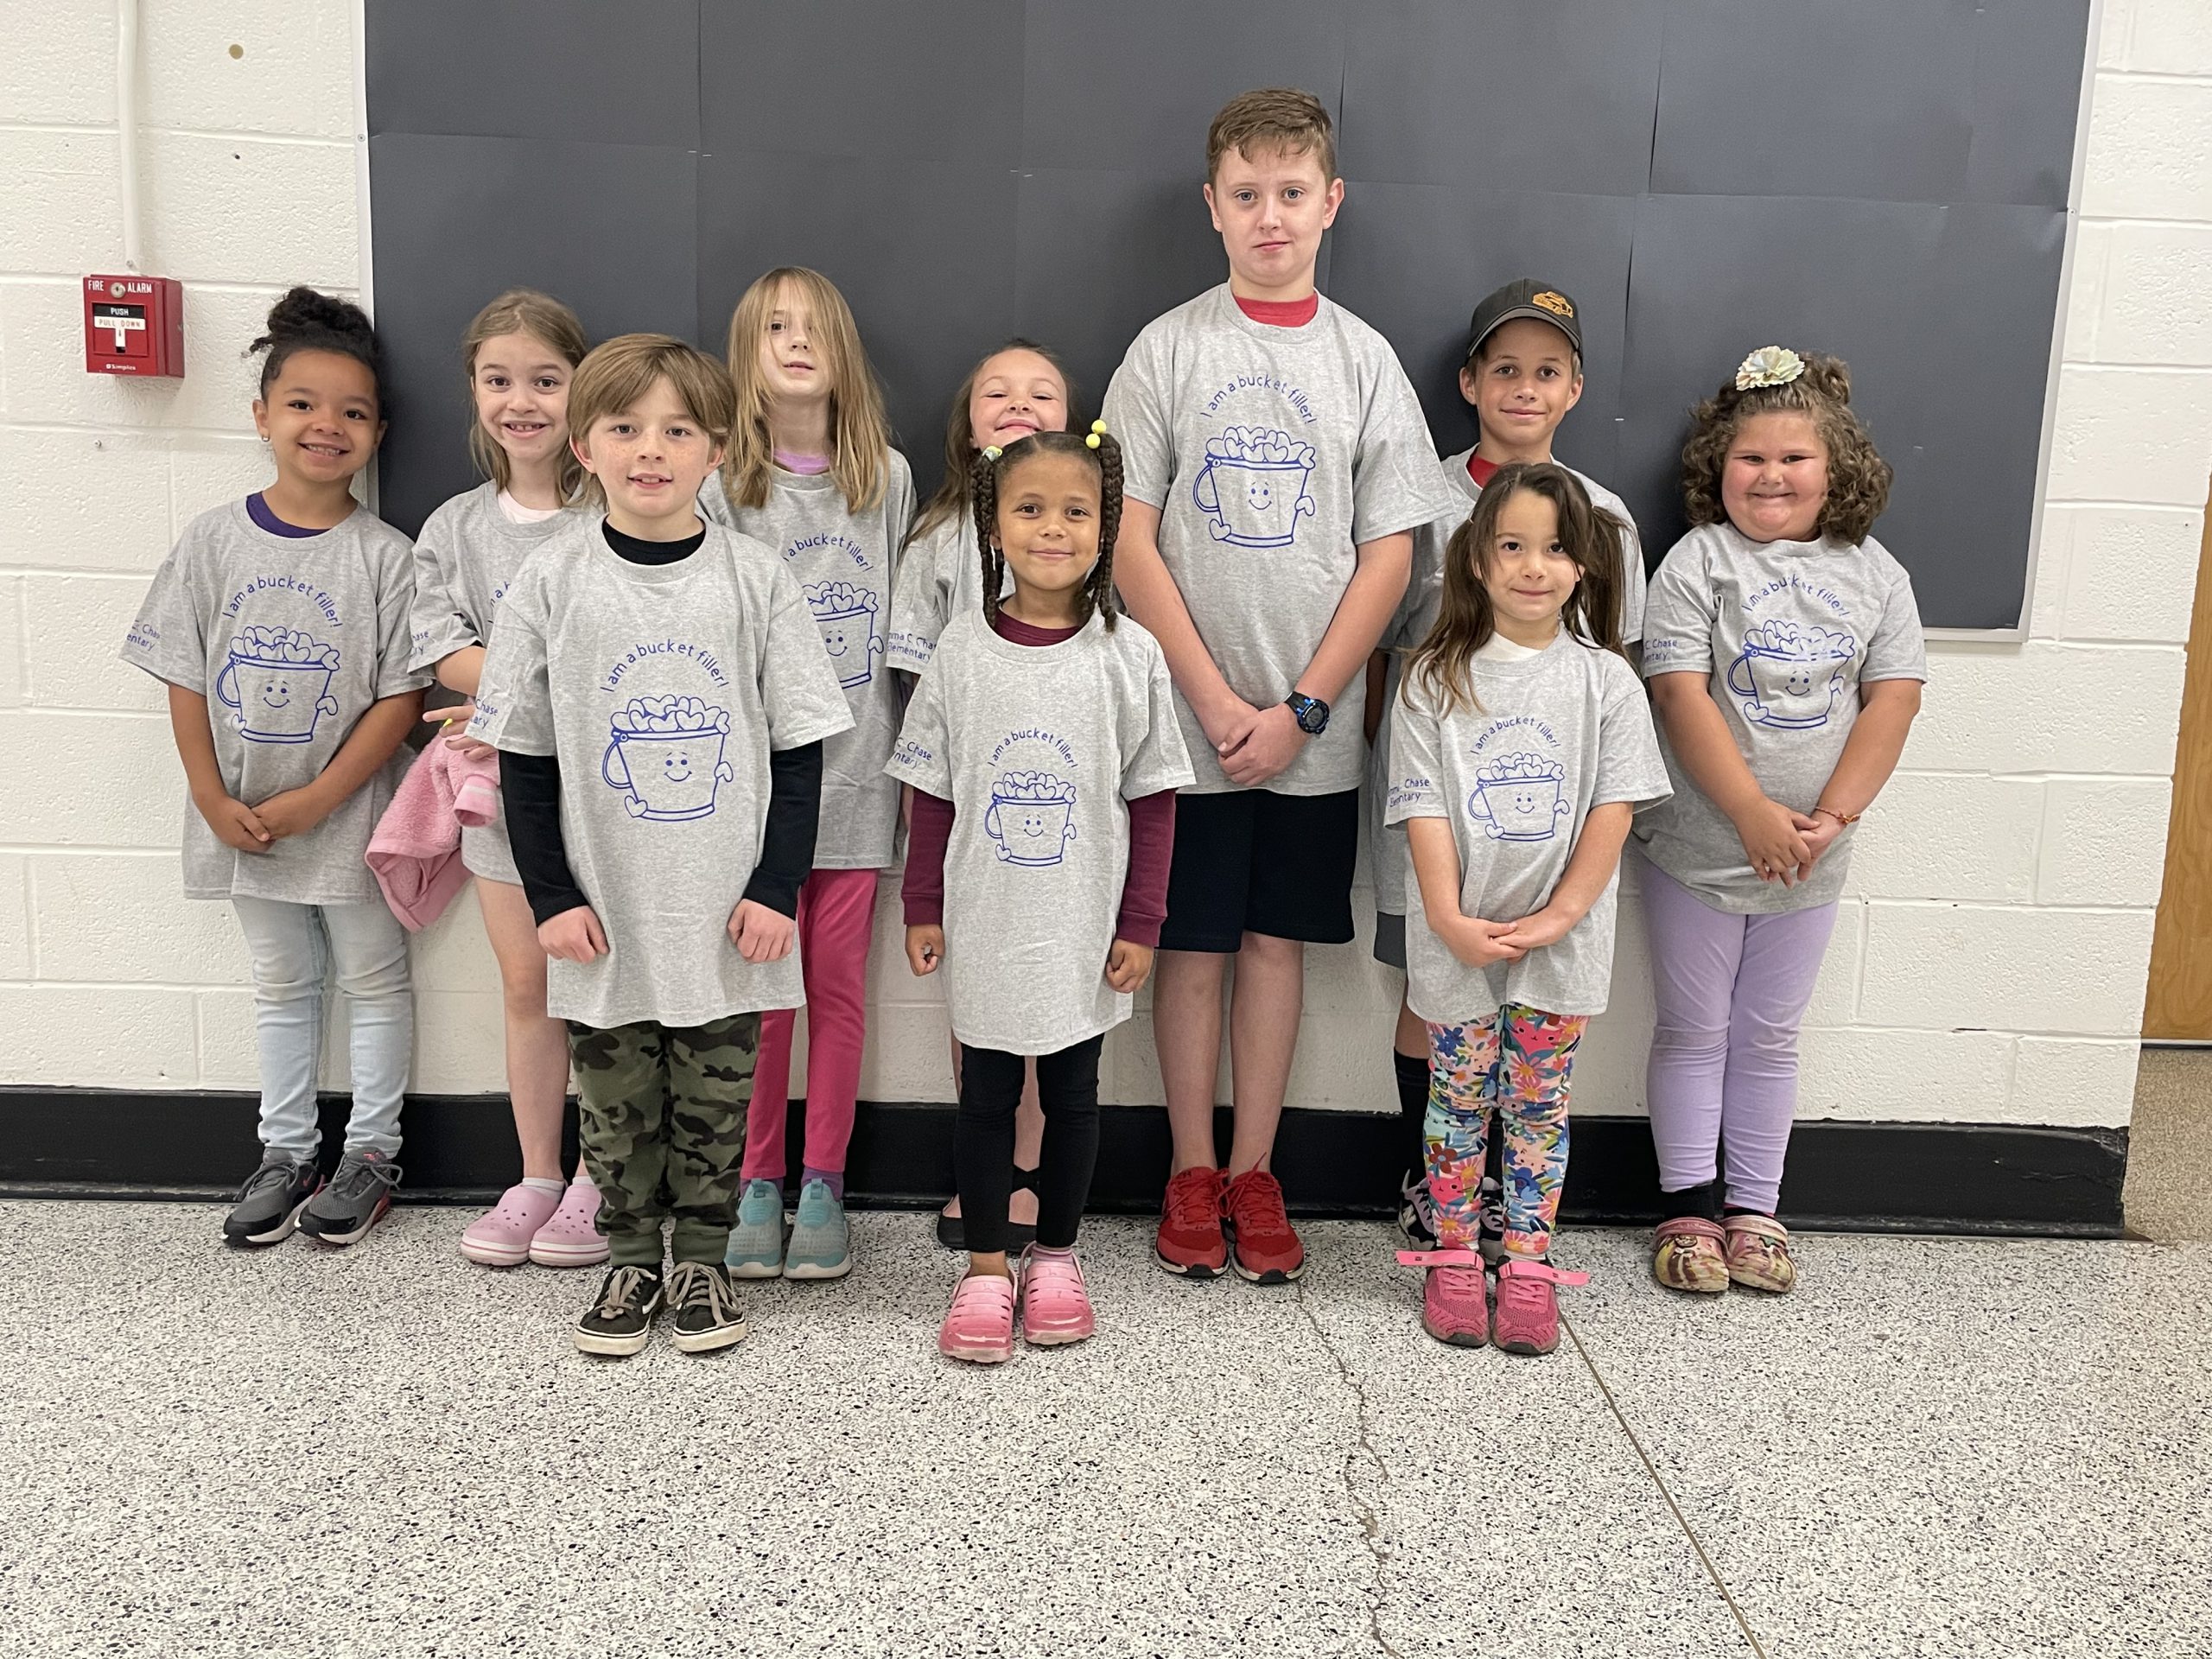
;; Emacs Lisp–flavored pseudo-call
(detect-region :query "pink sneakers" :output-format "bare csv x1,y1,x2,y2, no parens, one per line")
1020,1249,1096,1347
459,1184,563,1268
527,1177,608,1268
1491,1257,1590,1357
938,1272,1019,1364
1397,1248,1488,1346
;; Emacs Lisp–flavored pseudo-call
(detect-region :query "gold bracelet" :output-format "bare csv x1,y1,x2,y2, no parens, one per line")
1814,804,1861,827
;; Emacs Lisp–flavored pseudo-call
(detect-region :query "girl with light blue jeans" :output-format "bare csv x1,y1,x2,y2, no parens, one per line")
120,288,428,1249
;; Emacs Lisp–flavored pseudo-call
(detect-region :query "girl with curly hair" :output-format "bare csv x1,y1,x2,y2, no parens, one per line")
1636,347,1928,1298
889,427,1194,1363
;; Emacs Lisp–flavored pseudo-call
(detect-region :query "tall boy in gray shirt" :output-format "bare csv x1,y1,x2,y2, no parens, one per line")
1104,88,1459,1285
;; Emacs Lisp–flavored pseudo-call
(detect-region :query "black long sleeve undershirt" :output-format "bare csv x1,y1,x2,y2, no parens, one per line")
504,741,824,926
501,518,826,927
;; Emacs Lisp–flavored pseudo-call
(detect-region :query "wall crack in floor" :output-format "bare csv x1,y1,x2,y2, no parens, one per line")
1292,1277,1408,1659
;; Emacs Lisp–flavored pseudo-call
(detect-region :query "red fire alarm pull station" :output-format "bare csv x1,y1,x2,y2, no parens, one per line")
84,275,184,378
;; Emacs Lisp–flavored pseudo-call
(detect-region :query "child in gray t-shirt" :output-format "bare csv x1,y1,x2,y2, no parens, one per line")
1368,278,1650,1256
1636,347,1927,1302
119,288,428,1252
699,267,915,1283
888,429,1194,1366
470,334,852,1361
1383,463,1666,1359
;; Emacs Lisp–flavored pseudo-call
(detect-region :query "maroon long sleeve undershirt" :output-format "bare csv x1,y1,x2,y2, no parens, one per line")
900,612,1178,948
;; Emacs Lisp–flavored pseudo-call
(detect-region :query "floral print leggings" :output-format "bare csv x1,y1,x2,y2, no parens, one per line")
1425,1006,1587,1259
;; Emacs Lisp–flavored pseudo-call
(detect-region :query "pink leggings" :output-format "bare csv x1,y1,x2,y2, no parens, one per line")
742,868,880,1182
1641,862,1838,1216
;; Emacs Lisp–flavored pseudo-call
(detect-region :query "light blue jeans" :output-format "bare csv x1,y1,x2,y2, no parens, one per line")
231,897,412,1157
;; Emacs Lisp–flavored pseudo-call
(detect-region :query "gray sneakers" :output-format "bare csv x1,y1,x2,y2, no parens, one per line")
298,1149,401,1246
223,1155,319,1247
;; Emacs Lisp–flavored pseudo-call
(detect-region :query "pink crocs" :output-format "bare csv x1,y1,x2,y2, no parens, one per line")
1491,1256,1590,1357
526,1175,609,1268
459,1183,563,1268
1398,1248,1487,1347
1019,1249,1096,1347
938,1272,1018,1364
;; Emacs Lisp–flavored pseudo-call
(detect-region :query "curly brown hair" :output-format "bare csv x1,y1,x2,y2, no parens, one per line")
970,430,1123,633
1680,352,1891,544
1408,462,1626,720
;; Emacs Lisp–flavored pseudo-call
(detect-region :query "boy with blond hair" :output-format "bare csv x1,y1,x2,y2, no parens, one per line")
471,334,852,1355
1104,88,1457,1283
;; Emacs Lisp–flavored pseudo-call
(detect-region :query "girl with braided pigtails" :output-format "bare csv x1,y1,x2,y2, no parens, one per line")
887,427,1195,1364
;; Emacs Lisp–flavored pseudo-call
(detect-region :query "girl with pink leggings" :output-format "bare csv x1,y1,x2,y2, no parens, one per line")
1636,346,1925,1296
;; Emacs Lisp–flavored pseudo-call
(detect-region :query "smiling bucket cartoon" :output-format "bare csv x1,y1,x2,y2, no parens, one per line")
215,625,341,744
806,581,882,689
1726,619,1858,730
1465,752,1570,842
1192,425,1318,548
983,771,1077,867
601,696,735,821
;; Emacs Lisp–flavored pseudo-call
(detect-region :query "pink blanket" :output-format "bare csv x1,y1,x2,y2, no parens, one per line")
366,741,501,930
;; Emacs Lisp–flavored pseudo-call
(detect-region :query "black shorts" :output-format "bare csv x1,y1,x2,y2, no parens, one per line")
1158,787,1360,953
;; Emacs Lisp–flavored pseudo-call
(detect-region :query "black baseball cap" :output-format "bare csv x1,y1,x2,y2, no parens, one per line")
1465,279,1584,362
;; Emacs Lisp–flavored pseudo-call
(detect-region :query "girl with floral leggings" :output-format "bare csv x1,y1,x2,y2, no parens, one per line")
1384,463,1669,1355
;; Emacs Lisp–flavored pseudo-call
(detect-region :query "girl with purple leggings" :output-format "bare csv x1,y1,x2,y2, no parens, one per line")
1635,346,1927,1295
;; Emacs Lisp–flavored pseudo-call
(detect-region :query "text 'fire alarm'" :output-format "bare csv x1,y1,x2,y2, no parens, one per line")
84,275,184,378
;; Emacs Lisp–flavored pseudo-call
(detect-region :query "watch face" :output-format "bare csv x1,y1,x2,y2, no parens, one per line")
1293,697,1328,734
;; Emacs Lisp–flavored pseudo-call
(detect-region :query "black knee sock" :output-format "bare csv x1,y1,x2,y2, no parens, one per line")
1722,1205,1773,1220
1392,1051,1429,1177
1661,1179,1722,1223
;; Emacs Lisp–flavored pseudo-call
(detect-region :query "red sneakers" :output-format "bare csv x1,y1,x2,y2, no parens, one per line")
1155,1166,1228,1277
1223,1169,1305,1284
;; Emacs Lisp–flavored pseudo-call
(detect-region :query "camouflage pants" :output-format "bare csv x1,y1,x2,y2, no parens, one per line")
567,1014,760,1266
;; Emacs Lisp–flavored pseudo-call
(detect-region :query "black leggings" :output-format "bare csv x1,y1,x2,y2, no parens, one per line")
956,1035,1103,1255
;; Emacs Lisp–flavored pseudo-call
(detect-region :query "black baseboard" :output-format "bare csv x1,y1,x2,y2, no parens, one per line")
0,1088,2127,1236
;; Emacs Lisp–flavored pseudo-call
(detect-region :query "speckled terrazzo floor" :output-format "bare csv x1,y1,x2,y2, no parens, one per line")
2,1205,2207,1659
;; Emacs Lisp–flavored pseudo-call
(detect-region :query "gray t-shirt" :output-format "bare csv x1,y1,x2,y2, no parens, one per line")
470,519,855,1028
1635,523,1928,914
120,499,429,906
1103,285,1460,795
408,482,576,884
702,457,914,868
1387,632,1669,1020
885,609,1193,1056
886,512,982,676
1369,447,1650,918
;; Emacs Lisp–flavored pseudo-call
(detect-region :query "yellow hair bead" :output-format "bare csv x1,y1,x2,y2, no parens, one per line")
982,445,1002,461
1090,419,1108,435
1084,432,1100,448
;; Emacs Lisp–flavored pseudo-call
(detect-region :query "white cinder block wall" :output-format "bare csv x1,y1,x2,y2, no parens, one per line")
3,1,2208,1129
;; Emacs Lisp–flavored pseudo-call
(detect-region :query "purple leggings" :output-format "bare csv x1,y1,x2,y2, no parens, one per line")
1641,862,1838,1215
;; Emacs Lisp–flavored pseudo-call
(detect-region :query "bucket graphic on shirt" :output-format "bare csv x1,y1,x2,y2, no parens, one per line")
983,771,1077,867
213,626,341,744
601,696,734,821
805,581,882,689
1192,426,1318,549
1465,753,1570,842
1726,620,1858,731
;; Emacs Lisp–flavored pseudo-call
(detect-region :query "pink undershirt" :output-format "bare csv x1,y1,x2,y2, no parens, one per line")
774,449,832,476
901,612,1177,947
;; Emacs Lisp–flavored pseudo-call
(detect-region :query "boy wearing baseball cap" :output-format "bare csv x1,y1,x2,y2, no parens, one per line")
1368,278,1649,1251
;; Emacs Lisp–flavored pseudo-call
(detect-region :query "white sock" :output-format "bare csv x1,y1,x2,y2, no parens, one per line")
520,1177,566,1196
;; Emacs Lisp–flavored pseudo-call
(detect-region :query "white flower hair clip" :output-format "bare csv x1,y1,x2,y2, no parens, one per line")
1736,346,1806,391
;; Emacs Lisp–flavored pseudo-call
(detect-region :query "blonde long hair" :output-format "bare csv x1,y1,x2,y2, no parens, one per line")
1408,462,1625,719
720,267,890,516
461,288,588,500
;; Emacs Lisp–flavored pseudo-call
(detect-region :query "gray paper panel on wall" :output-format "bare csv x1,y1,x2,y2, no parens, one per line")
365,133,700,537
365,0,2090,629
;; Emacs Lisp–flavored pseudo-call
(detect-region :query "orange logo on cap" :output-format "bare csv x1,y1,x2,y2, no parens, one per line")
1532,291,1574,318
